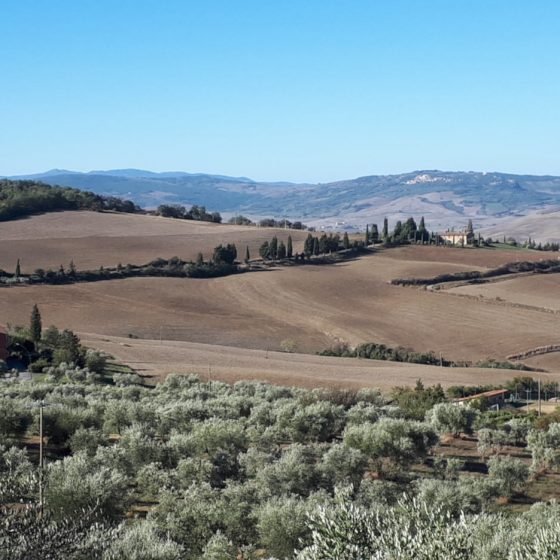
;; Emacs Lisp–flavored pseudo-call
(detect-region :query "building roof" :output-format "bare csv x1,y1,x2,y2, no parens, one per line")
453,389,509,403
442,230,470,236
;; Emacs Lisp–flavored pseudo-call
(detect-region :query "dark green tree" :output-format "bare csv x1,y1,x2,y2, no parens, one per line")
370,224,379,243
392,220,403,241
15,259,21,280
30,304,42,346
245,246,250,263
304,234,314,256
259,241,270,259
319,234,328,254
313,237,320,256
343,232,350,249
277,241,287,260
365,225,370,246
382,218,389,241
287,236,293,259
270,236,278,260
196,252,204,265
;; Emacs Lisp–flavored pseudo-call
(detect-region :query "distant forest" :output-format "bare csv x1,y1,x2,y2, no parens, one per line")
0,180,140,221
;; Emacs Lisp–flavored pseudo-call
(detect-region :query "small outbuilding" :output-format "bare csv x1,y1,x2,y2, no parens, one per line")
453,389,510,409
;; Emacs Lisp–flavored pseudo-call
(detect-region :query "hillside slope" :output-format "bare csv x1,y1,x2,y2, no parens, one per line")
9,169,560,237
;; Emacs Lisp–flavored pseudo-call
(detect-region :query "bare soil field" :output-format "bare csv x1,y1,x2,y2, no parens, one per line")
0,211,308,273
447,274,560,312
481,209,560,244
1,211,559,386
81,334,560,391
1,251,559,367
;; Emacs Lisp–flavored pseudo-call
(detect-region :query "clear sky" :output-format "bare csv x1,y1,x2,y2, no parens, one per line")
1,0,559,182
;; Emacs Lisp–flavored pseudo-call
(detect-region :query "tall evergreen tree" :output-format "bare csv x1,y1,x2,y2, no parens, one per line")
277,241,287,259
30,304,42,346
319,234,328,254
269,236,278,259
365,225,370,246
370,224,379,243
418,217,427,243
304,234,314,256
245,246,250,263
15,259,21,280
313,237,320,256
467,219,474,234
343,232,350,249
382,218,389,241
259,241,270,259
287,235,293,259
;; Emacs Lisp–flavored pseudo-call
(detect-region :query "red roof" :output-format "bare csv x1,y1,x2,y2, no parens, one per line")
454,389,509,403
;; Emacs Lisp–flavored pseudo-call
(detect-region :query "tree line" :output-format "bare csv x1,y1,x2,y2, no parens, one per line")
0,179,140,221
228,215,309,230
155,204,222,223
320,341,541,372
3,247,241,287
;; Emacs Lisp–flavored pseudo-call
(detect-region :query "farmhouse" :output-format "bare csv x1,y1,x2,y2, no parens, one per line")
454,389,510,409
440,229,475,246
0,325,7,362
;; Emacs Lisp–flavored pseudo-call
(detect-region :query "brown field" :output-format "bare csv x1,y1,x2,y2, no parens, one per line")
1,211,560,388
81,334,560,391
448,274,560,312
0,211,308,273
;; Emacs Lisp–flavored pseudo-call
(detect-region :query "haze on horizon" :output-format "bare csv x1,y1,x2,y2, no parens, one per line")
1,1,559,183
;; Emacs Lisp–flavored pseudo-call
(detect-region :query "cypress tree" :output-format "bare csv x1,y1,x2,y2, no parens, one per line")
30,304,42,346
382,218,389,241
277,241,286,259
319,234,328,254
245,246,250,263
15,259,21,280
370,224,379,243
196,253,204,265
313,237,320,256
304,234,314,256
270,236,278,259
287,235,293,259
343,232,350,249
365,225,370,246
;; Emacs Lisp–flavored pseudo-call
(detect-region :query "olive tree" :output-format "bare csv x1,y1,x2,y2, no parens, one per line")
344,418,437,475
487,455,529,497
426,402,477,437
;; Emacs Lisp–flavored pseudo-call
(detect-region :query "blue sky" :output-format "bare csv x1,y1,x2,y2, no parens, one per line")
1,1,559,182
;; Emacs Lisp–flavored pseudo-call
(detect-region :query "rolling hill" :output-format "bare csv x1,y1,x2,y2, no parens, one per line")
6,168,560,239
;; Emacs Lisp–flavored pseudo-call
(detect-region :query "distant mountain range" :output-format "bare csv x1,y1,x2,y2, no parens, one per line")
5,168,560,239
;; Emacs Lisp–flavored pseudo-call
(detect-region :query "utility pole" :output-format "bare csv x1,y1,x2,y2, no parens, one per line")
39,400,44,517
